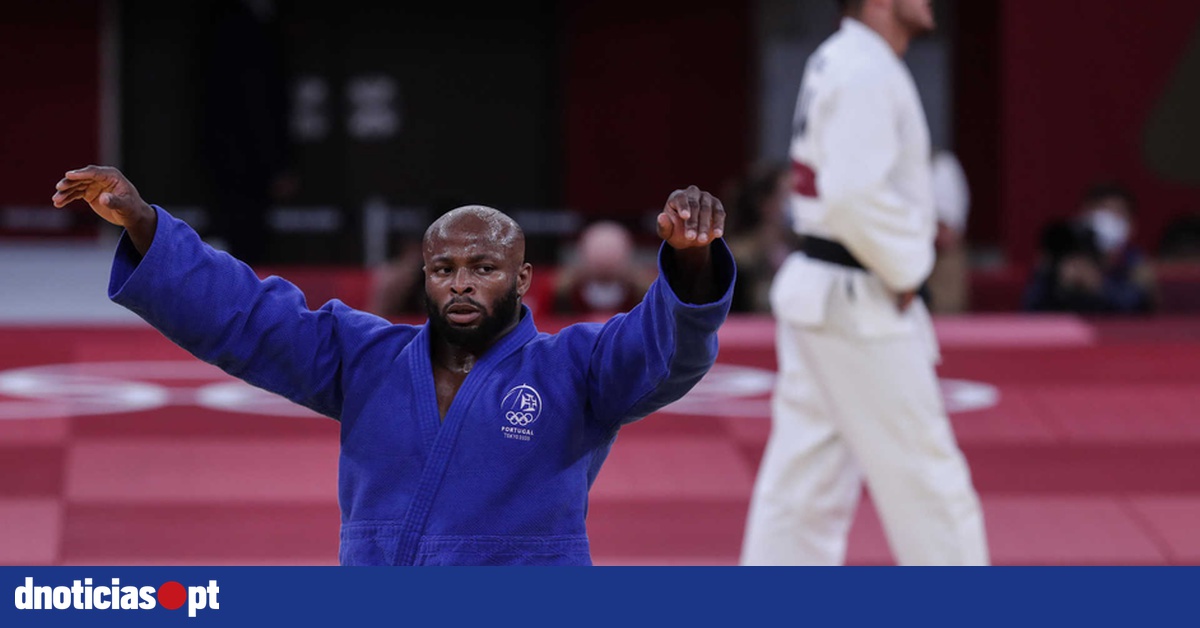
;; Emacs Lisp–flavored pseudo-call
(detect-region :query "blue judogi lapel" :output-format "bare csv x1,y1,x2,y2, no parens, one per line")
392,312,539,565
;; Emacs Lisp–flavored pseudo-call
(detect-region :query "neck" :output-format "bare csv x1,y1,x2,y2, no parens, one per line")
853,13,911,56
429,309,522,372
431,341,478,374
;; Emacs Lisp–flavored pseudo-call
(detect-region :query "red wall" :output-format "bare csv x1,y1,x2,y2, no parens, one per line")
0,1,101,207
562,1,750,220
996,1,1200,265
953,1,1001,250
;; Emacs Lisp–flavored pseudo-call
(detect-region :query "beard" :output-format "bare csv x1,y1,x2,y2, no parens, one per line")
425,282,521,351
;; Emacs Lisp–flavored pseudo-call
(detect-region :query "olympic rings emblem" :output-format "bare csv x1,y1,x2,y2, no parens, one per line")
501,384,543,427
505,410,536,426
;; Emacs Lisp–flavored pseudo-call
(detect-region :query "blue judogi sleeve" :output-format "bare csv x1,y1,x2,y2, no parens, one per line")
585,240,736,426
107,205,402,419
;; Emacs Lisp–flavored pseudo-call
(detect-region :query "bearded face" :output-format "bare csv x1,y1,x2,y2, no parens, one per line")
425,281,521,350
420,206,531,352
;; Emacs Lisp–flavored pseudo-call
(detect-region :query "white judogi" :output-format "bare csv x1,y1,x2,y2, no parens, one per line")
740,18,988,566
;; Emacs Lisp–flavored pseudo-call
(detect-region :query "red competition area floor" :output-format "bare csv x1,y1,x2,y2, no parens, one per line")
1,314,1198,566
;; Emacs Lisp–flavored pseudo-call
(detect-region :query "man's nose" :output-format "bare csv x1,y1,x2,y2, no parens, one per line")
450,268,474,294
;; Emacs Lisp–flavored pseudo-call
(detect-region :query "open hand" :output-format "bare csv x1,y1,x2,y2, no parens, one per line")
52,165,152,228
656,185,725,250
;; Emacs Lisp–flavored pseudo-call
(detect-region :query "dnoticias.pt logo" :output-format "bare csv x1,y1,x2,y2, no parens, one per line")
14,577,219,618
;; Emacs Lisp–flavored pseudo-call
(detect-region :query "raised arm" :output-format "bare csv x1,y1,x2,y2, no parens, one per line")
655,186,727,304
587,186,735,427
52,165,398,419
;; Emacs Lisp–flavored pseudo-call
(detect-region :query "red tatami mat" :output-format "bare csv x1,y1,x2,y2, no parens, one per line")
2,315,1199,565
0,499,62,565
66,440,339,503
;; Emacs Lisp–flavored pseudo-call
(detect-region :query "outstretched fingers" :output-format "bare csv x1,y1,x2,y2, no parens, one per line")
55,178,84,192
63,165,113,182
52,173,102,206
52,187,88,208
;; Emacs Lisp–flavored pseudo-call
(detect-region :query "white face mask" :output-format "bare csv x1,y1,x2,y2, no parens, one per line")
581,279,629,311
1087,209,1130,254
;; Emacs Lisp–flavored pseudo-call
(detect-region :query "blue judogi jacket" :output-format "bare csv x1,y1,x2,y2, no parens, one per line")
109,206,735,565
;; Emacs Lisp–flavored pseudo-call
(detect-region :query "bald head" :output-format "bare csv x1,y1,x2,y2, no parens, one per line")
579,221,633,279
424,205,525,262
421,205,532,352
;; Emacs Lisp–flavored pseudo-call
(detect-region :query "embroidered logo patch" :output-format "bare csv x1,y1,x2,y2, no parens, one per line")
500,384,542,442
502,384,542,426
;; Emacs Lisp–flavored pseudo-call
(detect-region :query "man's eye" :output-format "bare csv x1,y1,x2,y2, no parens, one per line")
478,266,495,274
435,268,452,275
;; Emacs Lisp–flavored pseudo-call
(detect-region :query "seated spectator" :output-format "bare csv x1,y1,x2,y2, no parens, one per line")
1023,182,1158,314
369,238,425,318
554,221,654,315
725,161,795,313
369,197,460,318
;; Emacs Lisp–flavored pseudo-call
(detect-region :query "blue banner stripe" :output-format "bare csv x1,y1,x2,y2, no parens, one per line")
2,567,1198,627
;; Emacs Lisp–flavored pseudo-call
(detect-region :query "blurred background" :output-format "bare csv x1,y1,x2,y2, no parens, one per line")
2,0,1200,565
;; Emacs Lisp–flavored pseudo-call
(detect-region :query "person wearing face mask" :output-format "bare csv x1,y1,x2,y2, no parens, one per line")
724,161,797,313
553,221,655,315
1022,182,1158,314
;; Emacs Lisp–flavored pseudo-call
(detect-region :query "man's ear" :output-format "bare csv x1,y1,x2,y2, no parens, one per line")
517,262,533,297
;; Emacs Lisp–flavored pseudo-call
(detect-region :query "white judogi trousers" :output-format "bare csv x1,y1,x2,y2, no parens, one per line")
740,258,989,566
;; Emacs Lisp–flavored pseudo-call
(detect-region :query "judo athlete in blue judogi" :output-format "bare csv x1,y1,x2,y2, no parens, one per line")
53,165,735,566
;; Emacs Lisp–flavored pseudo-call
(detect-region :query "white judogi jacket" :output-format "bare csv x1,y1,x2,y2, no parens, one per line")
772,17,938,346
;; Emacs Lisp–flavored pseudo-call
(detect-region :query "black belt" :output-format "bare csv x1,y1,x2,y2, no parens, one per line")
798,235,865,270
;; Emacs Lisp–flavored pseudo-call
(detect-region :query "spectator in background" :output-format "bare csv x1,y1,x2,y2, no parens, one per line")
369,239,425,317
370,198,464,318
1023,182,1158,314
202,0,294,265
725,161,796,313
554,221,653,315
926,149,970,313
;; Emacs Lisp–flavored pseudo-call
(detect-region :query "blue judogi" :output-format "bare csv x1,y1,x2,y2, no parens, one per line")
109,207,735,565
